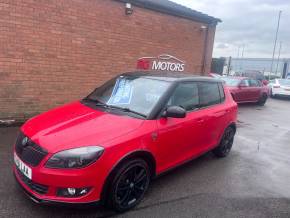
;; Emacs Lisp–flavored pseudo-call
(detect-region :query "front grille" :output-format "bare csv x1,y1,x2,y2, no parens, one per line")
15,132,48,167
16,168,49,195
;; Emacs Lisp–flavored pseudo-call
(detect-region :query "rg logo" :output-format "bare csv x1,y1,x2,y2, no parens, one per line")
137,59,150,70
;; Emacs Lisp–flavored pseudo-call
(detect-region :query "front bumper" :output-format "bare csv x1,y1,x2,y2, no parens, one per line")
13,161,106,204
13,171,100,206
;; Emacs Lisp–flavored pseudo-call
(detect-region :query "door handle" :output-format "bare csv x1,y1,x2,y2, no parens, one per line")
214,110,227,117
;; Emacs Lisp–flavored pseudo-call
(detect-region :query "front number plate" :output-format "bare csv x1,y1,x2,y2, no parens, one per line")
14,153,32,180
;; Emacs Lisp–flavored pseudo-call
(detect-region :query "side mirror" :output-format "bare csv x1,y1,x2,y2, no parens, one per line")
163,106,186,118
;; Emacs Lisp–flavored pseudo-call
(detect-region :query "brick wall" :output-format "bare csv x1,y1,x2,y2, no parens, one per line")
0,0,216,121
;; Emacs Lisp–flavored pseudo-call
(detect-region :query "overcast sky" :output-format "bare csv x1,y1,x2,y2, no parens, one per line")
171,0,290,59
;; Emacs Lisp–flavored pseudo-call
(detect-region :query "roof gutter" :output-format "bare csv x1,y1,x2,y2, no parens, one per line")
114,0,221,25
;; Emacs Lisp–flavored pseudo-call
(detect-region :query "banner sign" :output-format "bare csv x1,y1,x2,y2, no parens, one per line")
137,54,186,72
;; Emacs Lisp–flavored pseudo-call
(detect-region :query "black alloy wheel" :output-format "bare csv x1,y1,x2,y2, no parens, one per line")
107,159,150,212
213,127,235,157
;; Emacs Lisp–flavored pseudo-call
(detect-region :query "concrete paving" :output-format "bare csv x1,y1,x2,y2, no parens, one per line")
1,98,290,218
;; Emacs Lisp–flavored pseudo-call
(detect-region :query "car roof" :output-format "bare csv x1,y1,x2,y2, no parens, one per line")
224,76,248,80
244,70,263,73
121,71,222,83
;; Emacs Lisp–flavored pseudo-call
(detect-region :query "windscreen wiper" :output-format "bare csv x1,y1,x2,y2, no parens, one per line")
107,105,147,118
84,98,146,118
83,98,112,109
84,98,108,107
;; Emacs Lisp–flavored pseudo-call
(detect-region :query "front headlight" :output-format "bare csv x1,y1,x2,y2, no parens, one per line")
45,146,104,169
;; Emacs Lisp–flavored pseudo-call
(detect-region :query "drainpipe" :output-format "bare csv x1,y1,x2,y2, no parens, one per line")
201,24,210,75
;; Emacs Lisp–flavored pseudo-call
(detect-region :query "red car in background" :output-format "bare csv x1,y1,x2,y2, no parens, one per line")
233,70,269,86
223,77,269,105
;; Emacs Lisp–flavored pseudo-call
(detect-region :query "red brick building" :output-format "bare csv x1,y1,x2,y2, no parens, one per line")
0,0,220,121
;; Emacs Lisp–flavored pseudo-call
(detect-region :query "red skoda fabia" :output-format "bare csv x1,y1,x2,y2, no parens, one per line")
14,71,237,212
223,77,269,105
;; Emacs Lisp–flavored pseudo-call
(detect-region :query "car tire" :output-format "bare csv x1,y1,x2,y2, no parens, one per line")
105,158,150,212
213,126,235,158
257,93,267,106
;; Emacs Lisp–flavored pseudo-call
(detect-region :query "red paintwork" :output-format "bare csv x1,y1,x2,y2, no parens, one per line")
226,77,269,103
208,73,222,79
14,86,237,204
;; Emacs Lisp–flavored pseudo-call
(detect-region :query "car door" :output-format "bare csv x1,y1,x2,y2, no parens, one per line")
235,79,251,102
156,82,206,172
249,79,261,101
198,82,226,150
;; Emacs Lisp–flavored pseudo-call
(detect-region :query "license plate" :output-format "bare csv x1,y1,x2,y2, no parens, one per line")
14,153,32,180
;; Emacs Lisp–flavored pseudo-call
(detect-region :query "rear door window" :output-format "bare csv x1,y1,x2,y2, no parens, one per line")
249,79,260,87
240,79,250,86
199,82,221,107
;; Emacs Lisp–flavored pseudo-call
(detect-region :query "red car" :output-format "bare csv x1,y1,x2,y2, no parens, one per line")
223,77,269,105
13,72,237,212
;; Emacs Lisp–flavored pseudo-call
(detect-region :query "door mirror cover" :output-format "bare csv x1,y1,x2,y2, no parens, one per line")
164,106,186,118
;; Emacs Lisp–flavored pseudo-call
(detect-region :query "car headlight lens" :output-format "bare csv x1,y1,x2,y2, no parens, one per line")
45,146,104,169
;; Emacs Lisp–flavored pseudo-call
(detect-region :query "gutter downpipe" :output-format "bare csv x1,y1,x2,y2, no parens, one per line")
201,24,209,75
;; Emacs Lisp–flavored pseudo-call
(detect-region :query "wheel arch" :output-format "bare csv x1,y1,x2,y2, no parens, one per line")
216,122,237,148
228,122,237,134
100,150,156,203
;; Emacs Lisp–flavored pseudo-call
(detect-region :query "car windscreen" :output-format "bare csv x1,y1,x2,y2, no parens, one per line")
278,79,290,86
86,76,171,117
222,78,241,86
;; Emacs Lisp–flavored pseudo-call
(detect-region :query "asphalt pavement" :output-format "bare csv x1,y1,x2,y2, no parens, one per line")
1,98,290,218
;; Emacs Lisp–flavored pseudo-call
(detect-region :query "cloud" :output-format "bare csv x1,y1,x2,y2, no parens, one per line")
216,43,229,49
171,0,290,58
